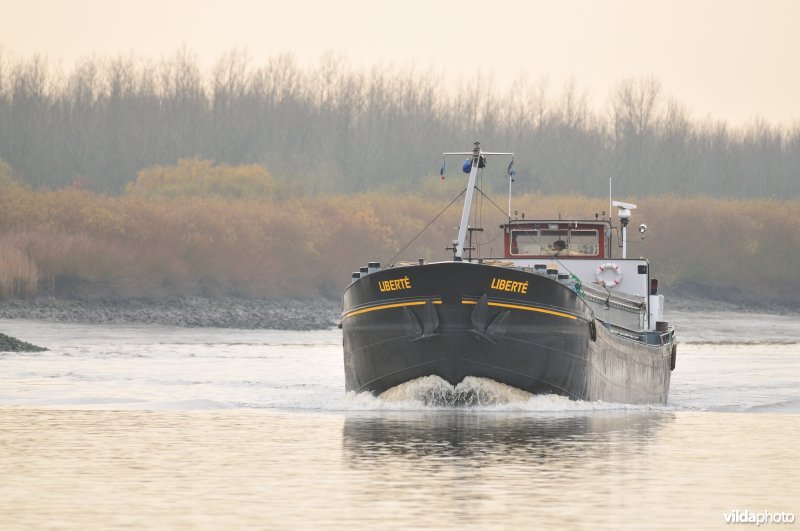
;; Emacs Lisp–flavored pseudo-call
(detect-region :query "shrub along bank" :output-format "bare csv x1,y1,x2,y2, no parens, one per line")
0,162,797,310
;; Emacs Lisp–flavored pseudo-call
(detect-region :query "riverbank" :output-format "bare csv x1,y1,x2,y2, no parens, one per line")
0,297,341,330
0,292,796,333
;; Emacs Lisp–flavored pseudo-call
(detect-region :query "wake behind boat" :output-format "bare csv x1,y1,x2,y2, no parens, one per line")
342,142,676,404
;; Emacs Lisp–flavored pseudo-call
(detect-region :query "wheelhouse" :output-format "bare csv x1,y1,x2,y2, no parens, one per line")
501,220,610,259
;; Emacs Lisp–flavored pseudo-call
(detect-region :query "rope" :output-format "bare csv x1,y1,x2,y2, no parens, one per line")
474,185,509,218
384,188,466,265
471,185,511,257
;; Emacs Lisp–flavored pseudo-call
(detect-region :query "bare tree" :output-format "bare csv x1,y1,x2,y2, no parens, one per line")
0,51,798,198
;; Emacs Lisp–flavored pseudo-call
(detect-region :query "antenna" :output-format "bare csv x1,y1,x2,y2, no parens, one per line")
608,177,613,257
507,157,516,220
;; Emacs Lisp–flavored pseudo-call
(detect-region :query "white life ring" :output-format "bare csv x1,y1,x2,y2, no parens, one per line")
595,262,622,288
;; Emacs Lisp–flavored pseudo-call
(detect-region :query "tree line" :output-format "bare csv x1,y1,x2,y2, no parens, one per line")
0,49,798,197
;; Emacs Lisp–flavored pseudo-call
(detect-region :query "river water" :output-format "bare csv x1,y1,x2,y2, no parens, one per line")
1,309,798,529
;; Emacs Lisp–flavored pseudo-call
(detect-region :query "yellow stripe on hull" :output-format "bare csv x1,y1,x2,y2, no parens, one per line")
343,300,442,320
461,300,577,320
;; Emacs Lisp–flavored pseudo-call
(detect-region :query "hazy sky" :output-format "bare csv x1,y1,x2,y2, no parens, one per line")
2,0,799,126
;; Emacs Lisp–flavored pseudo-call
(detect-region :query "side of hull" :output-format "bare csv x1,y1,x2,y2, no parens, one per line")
342,262,673,404
586,321,672,404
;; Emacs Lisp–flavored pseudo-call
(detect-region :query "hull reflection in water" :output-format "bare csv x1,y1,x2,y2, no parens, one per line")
342,411,670,465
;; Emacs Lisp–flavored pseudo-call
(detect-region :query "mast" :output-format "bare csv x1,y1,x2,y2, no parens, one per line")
442,142,514,261
454,142,483,260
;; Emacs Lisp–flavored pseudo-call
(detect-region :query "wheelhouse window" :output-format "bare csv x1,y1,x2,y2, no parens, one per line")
510,230,542,255
539,230,569,254
510,228,599,257
569,230,599,256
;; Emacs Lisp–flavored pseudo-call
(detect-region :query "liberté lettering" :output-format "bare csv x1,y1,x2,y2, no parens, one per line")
378,276,412,292
491,278,528,294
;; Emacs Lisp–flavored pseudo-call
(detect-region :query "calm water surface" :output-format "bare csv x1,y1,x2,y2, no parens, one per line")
1,310,798,529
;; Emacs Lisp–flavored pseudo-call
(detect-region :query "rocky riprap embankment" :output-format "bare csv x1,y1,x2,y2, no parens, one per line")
0,297,342,330
0,332,47,352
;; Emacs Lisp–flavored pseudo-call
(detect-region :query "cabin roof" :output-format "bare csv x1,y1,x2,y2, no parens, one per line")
500,219,611,228
501,219,611,227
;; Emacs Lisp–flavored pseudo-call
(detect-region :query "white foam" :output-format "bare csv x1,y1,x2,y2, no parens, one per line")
380,375,531,405
340,376,659,412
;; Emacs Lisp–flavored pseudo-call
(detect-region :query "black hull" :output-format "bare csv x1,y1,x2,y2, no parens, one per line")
342,262,673,405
